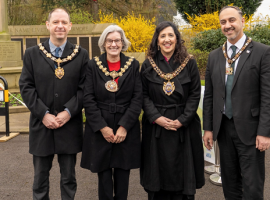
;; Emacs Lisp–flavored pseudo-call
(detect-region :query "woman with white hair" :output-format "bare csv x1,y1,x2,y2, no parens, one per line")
81,25,142,200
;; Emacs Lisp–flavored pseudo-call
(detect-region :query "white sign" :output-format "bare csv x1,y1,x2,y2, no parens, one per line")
198,86,216,164
0,91,4,102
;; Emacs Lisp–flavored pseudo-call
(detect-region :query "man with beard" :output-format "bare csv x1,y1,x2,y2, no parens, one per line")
203,6,270,200
19,8,89,200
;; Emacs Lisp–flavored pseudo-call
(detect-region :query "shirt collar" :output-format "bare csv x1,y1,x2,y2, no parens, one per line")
48,39,67,53
227,34,246,52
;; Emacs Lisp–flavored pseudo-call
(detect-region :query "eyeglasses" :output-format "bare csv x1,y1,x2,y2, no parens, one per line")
105,39,122,45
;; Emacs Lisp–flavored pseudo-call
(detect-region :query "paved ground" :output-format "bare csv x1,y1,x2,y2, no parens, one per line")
1,113,270,200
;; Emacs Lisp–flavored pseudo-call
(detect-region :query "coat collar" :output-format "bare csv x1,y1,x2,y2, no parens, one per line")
42,40,55,70
143,51,184,97
41,39,76,71
232,41,253,89
97,52,132,91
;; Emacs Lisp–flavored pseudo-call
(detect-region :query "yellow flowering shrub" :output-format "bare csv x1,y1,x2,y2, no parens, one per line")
180,27,197,49
96,11,156,52
186,11,254,32
186,11,220,32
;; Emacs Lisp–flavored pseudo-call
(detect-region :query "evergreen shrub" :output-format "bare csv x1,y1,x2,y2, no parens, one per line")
188,49,209,78
191,29,226,52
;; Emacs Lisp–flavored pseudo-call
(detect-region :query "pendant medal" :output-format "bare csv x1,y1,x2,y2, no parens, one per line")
226,67,233,75
38,43,80,80
94,57,134,93
163,81,175,96
148,56,191,96
105,80,118,92
55,67,65,79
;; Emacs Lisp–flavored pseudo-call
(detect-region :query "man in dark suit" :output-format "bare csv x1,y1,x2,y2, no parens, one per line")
19,8,89,200
203,5,270,200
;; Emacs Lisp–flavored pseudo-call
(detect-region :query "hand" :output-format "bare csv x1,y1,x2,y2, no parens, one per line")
114,126,127,143
42,113,60,129
256,135,270,152
155,116,173,129
100,127,115,143
55,111,71,127
203,130,213,150
166,119,182,131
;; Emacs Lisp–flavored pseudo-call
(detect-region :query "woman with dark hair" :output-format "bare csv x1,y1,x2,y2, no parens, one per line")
140,21,205,200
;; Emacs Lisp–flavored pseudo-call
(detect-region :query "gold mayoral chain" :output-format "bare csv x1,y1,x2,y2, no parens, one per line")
222,37,252,75
94,56,134,92
38,43,80,79
148,55,192,96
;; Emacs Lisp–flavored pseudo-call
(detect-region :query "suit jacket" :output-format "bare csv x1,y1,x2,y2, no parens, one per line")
203,40,270,145
19,40,89,156
80,52,142,173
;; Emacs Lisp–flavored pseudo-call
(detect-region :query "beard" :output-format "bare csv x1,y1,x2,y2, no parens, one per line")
223,26,240,41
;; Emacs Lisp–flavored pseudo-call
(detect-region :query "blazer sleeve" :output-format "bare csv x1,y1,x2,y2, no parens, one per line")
118,60,143,132
177,59,201,127
203,53,213,131
141,61,162,123
63,49,89,117
83,59,108,132
19,48,49,121
257,47,270,137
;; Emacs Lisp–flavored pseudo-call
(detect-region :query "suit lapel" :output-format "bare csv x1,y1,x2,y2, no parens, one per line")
232,42,253,89
41,40,55,71
219,47,226,87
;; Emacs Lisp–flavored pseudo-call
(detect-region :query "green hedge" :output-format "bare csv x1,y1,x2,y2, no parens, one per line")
188,49,209,78
245,25,270,46
192,29,226,52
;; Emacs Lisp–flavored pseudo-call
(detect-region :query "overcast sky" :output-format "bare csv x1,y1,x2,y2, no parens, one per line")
254,0,270,16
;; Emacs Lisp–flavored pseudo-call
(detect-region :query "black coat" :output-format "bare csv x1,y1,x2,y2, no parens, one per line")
203,41,270,145
80,52,143,173
140,51,205,195
19,40,89,156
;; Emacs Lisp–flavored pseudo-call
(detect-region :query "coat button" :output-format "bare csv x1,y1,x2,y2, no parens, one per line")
55,93,58,97
220,109,223,113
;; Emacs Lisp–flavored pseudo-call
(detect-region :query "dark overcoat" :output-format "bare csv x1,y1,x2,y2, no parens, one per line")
80,52,143,173
19,40,89,156
140,51,205,195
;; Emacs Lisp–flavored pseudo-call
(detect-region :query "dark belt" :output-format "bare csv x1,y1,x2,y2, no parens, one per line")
97,101,129,114
154,103,185,109
154,103,186,141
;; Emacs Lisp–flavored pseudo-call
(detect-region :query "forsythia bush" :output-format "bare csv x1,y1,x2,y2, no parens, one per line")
186,11,220,32
96,11,156,52
186,11,253,32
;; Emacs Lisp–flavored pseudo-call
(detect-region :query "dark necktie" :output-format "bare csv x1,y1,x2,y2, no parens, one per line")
225,45,237,119
54,47,61,69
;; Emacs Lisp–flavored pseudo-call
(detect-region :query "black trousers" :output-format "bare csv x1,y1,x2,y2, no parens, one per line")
97,168,130,200
33,154,77,200
217,115,265,200
147,190,194,200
